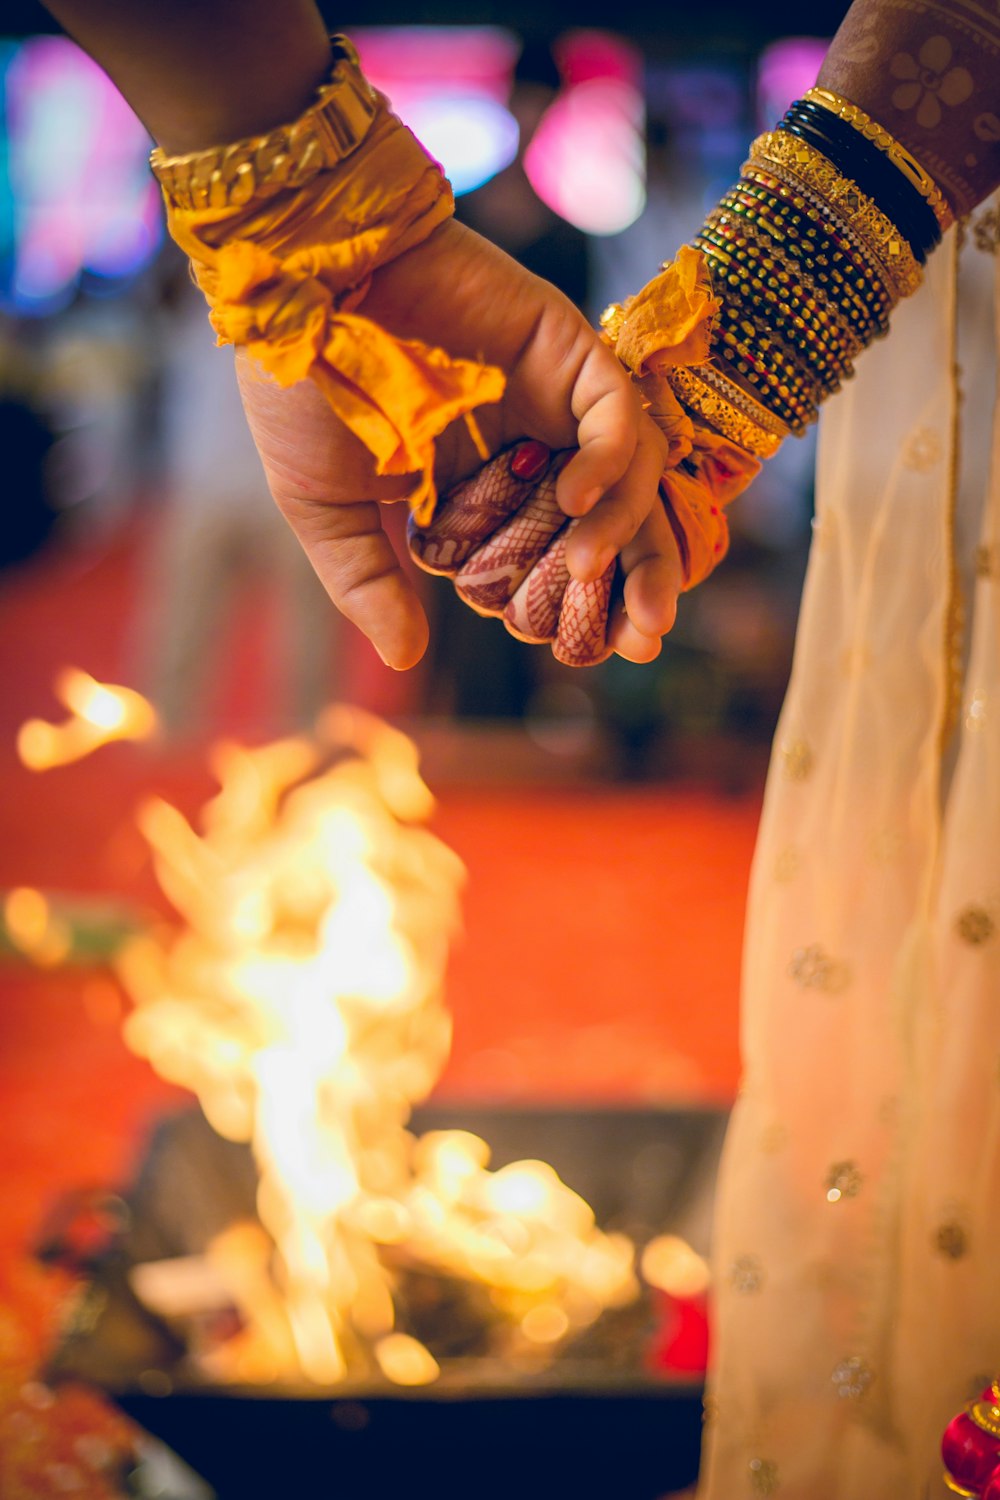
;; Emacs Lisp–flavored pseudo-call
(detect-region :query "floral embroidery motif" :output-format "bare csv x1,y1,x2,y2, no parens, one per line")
832,1355,874,1400
975,544,996,578
780,740,813,781
890,37,974,130
825,1161,863,1202
790,944,851,993
935,1220,969,1259
957,906,996,945
902,426,942,472
974,206,1000,256
748,1457,780,1495
730,1254,765,1294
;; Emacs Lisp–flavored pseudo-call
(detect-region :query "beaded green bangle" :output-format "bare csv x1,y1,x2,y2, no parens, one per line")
697,223,863,358
737,167,900,314
710,196,889,341
715,303,821,428
699,248,849,398
696,228,858,375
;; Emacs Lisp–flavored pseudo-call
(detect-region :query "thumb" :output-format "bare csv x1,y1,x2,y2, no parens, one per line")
276,493,429,670
235,352,428,669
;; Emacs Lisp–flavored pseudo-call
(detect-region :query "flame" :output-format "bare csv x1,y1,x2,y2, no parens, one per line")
117,706,637,1384
18,669,158,769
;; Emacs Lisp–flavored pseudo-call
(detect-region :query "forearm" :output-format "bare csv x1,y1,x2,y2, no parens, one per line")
820,0,1000,216
40,0,331,153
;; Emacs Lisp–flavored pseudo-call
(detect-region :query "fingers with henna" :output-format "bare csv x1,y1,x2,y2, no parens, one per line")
607,501,685,664
563,416,669,584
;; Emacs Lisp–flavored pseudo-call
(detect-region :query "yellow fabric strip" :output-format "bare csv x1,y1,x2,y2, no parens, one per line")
604,245,757,590
161,102,505,525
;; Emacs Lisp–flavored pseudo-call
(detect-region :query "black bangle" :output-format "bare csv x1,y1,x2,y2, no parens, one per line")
778,101,940,262
781,100,940,256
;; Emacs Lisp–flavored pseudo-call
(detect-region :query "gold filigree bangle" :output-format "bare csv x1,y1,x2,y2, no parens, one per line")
690,360,791,440
748,132,923,302
666,366,784,458
804,86,954,234
150,36,379,211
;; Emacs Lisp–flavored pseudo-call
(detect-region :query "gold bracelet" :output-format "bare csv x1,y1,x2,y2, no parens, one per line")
804,86,954,234
665,366,784,458
686,360,792,440
748,132,923,302
150,36,379,211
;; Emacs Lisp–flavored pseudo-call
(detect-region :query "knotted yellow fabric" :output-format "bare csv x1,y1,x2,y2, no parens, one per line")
161,100,505,525
603,245,758,589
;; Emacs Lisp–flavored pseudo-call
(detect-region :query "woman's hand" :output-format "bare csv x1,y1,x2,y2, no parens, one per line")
237,218,679,669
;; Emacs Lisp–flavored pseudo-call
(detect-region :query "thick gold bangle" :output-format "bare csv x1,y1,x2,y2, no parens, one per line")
686,360,791,440
665,366,784,458
150,36,379,211
803,86,954,234
748,132,923,302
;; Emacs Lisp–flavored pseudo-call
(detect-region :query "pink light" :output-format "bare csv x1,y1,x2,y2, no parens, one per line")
757,37,831,125
5,36,162,306
524,76,645,236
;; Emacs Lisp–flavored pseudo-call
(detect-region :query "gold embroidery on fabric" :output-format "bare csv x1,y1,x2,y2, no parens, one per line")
780,740,814,781
832,1355,874,1399
790,944,851,992
825,1161,863,1202
935,1220,969,1258
902,426,944,472
956,905,996,944
975,543,996,577
730,1254,765,1293
974,204,1000,254
748,1457,780,1496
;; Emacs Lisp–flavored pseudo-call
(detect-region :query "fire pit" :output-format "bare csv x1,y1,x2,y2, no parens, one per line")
43,1103,725,1500
18,692,726,1497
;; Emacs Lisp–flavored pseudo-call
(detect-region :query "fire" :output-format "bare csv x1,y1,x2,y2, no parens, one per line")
115,706,637,1384
17,668,158,769
2,886,72,966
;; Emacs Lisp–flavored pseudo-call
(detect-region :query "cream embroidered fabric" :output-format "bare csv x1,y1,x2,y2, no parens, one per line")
699,211,1000,1499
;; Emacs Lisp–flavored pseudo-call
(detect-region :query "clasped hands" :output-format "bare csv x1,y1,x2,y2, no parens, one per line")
235,216,705,670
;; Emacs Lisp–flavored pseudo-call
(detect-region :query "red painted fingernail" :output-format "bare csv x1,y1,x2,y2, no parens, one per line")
510,440,550,481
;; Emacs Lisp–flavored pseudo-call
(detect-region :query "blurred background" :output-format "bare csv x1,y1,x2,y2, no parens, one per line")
0,4,844,1496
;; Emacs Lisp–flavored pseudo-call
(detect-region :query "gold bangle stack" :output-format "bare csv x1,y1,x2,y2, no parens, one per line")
803,86,954,234
748,133,923,301
663,109,939,443
150,36,379,211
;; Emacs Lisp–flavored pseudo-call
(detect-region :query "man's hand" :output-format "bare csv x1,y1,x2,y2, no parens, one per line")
237,218,680,669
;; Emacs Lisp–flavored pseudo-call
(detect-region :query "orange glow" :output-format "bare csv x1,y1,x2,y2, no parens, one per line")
18,668,158,769
640,1234,711,1299
3,886,72,966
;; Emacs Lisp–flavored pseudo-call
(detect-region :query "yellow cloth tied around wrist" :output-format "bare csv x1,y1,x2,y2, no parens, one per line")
160,99,505,526
603,244,759,589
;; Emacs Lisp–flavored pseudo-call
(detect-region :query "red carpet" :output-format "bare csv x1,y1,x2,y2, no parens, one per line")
0,522,763,1494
